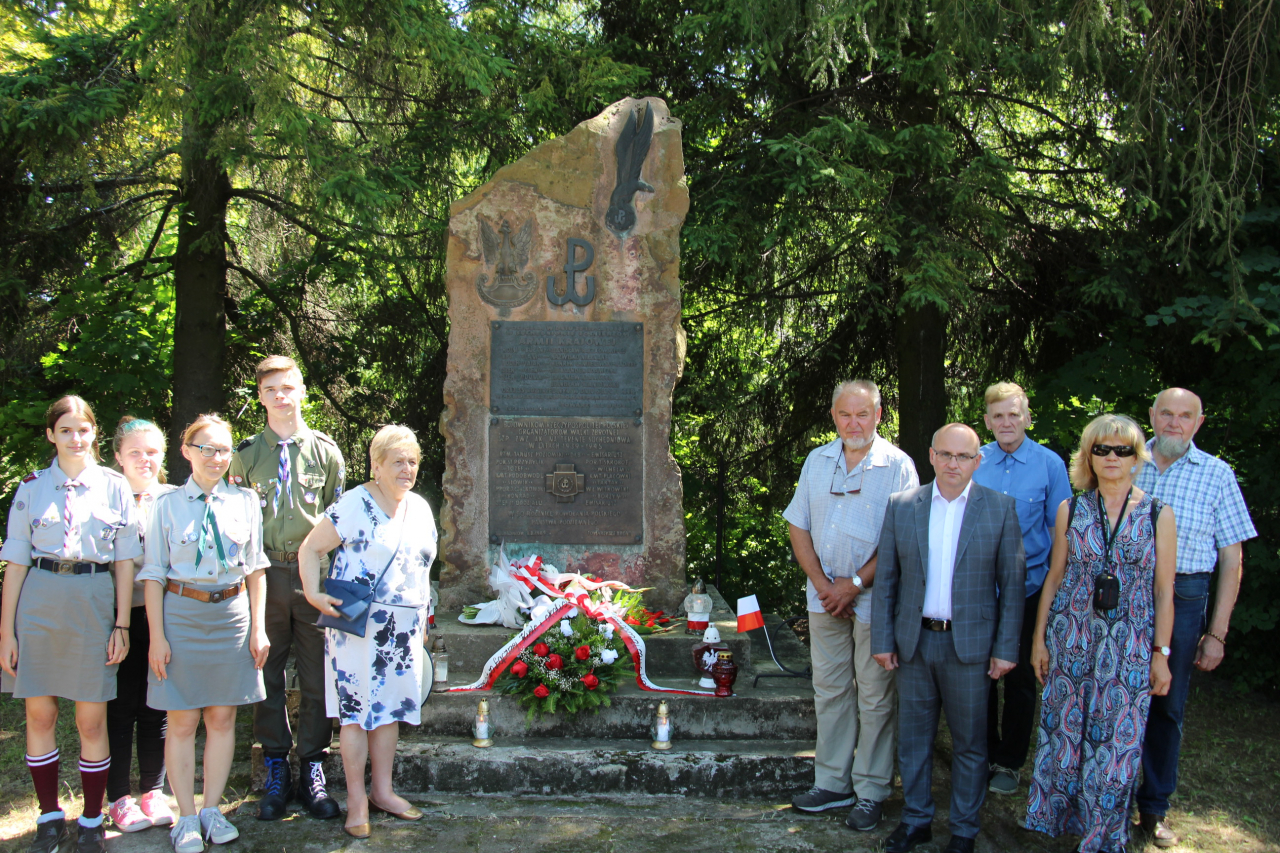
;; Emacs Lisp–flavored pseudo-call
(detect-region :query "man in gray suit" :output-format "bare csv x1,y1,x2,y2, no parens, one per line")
872,423,1025,853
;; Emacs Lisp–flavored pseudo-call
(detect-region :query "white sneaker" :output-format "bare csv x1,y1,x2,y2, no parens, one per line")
198,809,238,845
170,815,204,853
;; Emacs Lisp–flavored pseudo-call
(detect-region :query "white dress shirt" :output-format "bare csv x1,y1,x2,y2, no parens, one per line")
924,480,972,620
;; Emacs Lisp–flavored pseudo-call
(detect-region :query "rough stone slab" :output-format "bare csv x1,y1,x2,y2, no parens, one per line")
409,679,816,742
440,97,689,614
388,738,815,798
250,738,816,797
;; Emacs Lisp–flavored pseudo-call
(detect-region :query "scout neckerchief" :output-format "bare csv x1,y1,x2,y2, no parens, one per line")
274,438,295,516
195,491,231,577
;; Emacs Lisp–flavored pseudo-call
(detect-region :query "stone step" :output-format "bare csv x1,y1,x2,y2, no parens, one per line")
411,671,816,740
254,737,815,798
430,582,777,677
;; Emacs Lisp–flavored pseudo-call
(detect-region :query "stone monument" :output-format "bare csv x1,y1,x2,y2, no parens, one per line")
438,97,688,613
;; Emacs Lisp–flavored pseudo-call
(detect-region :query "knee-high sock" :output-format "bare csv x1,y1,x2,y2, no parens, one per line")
79,756,111,820
27,749,61,816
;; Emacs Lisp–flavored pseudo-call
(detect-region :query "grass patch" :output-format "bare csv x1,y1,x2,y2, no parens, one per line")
0,695,256,850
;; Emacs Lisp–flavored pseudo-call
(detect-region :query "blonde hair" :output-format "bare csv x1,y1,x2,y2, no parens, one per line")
181,413,233,446
984,382,1031,417
255,355,302,387
1069,414,1151,490
113,416,168,483
369,424,420,468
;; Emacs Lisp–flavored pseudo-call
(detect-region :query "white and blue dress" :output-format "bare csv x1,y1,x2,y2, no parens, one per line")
322,486,436,729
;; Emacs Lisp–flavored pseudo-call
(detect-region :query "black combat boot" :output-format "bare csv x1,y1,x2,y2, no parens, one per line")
257,755,292,821
297,758,341,820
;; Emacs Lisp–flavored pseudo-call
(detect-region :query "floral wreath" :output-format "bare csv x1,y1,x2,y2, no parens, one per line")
448,555,715,717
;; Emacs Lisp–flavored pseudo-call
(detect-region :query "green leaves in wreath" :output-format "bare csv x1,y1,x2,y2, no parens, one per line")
494,611,629,721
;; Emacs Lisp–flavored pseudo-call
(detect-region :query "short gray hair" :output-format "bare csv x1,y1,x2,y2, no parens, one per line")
832,379,881,410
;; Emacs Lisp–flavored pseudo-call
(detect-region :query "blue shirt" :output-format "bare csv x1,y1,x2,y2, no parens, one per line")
783,436,918,622
1133,439,1256,574
972,436,1071,596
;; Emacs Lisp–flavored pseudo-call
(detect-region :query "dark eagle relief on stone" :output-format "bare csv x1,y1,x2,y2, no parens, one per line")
476,217,536,308
604,105,655,236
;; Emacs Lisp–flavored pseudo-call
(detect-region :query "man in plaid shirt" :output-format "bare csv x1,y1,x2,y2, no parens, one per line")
1133,388,1257,847
783,380,918,831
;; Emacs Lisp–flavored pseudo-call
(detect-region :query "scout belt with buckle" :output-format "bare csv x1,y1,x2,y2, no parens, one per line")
922,617,952,631
166,580,244,604
34,557,109,575
267,550,299,564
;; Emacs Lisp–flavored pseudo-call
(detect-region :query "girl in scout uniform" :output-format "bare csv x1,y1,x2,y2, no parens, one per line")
0,396,142,853
107,417,177,832
138,414,270,853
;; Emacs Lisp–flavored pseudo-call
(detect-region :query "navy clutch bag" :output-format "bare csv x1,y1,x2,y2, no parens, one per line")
316,523,403,637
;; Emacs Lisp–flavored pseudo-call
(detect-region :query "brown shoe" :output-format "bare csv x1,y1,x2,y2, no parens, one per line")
1139,813,1178,848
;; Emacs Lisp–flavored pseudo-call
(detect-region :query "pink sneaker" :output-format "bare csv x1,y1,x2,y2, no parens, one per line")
110,795,153,832
138,791,174,828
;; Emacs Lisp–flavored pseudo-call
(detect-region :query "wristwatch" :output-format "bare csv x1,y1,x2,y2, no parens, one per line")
852,574,865,590
1155,645,1171,657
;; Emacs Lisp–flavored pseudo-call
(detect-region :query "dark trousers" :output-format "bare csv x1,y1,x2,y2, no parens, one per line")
1137,572,1212,817
897,629,990,838
253,563,331,761
106,607,167,801
986,586,1041,771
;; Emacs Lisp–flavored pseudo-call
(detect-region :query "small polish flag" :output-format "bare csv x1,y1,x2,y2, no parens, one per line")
736,595,764,633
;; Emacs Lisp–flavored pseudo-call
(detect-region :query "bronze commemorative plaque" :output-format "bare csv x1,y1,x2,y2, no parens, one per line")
489,417,642,544
489,321,643,417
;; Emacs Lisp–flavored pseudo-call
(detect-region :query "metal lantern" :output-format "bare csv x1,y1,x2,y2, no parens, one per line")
682,578,713,634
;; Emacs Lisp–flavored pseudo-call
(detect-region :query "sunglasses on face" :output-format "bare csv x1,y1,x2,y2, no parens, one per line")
1091,444,1136,458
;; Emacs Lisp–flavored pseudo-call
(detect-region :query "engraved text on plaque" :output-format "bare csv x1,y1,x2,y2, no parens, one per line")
489,418,642,544
490,321,643,417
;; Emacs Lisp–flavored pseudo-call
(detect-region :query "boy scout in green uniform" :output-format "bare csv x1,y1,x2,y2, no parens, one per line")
227,356,344,821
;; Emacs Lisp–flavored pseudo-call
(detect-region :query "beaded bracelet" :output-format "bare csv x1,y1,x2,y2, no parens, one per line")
1205,630,1227,645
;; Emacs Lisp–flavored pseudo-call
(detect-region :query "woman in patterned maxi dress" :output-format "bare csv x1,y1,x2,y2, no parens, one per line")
1026,414,1176,853
300,425,436,839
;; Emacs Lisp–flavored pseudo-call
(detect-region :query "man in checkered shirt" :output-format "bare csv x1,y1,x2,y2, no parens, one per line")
1133,387,1257,848
783,380,918,831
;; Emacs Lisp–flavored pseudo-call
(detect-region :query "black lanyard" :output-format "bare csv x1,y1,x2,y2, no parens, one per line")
1095,487,1132,569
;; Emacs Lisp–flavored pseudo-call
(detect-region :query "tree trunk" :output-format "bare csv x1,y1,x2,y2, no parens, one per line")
895,300,947,478
165,4,237,480
168,121,231,480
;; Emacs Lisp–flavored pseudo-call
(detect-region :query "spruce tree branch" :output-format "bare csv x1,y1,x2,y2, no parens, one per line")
227,262,379,432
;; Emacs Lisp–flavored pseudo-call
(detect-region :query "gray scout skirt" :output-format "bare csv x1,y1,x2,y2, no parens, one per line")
1,568,117,702
147,584,266,711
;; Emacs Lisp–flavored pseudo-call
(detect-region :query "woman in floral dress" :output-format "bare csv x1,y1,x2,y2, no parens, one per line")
300,425,436,839
1026,414,1175,853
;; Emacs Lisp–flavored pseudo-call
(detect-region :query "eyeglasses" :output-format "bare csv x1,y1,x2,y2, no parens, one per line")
1090,444,1136,458
933,451,979,463
187,443,233,459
